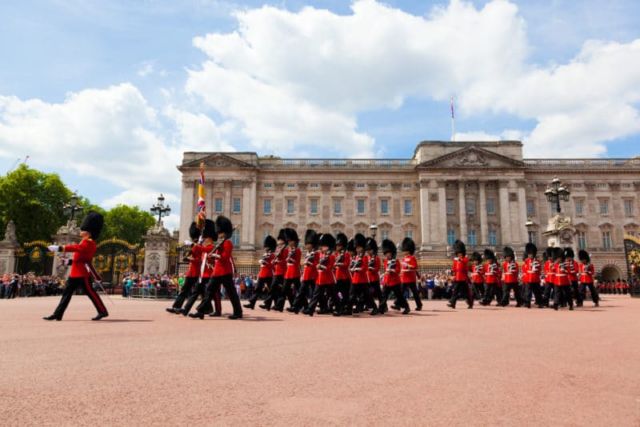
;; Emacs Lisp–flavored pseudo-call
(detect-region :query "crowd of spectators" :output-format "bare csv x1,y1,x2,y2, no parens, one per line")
0,273,63,298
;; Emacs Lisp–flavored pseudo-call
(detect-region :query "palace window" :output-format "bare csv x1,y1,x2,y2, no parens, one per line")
467,229,477,246
526,199,535,217
309,183,319,189
574,199,584,216
286,183,296,189
488,228,497,246
486,197,496,215
403,183,412,189
404,199,413,215
356,183,366,189
599,199,609,215
447,229,456,246
380,199,389,215
466,198,476,215
263,199,272,215
602,231,612,250
446,199,455,215
286,198,295,214
577,231,587,250
263,229,272,239
231,229,240,246
381,229,389,240
624,199,634,217
214,198,223,213
334,199,342,215
309,198,318,215
528,231,537,245
357,199,366,215
405,230,413,239
232,198,241,214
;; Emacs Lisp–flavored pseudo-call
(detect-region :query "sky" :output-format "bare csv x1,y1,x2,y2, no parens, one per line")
0,0,639,231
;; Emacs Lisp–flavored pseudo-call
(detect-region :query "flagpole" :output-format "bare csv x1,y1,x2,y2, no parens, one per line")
450,96,455,142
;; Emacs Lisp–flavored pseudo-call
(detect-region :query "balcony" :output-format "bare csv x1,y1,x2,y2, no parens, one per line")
258,158,416,170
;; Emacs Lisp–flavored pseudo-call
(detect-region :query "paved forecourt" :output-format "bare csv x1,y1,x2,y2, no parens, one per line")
1,295,639,426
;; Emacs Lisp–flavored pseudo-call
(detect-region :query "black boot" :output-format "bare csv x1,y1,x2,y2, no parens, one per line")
92,312,109,321
43,315,61,321
243,303,255,309
189,312,204,319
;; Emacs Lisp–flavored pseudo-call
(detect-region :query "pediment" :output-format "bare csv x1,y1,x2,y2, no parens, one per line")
416,146,524,170
330,221,345,230
283,221,298,229
306,222,322,231
353,221,369,229
181,153,256,170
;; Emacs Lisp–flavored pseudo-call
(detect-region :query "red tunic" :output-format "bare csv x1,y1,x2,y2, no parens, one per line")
63,238,96,279
383,258,401,287
273,246,289,277
543,260,555,286
258,251,275,279
367,255,381,283
212,239,233,277
351,254,369,285
567,260,578,283
522,258,541,284
483,262,500,285
501,261,519,284
284,247,301,280
316,252,335,286
578,262,595,284
334,251,351,281
400,254,418,284
302,251,319,282
470,263,484,284
191,244,214,278
452,256,469,282
185,245,201,279
554,261,571,286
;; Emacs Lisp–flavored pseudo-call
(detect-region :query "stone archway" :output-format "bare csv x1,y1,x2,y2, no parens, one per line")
601,264,622,282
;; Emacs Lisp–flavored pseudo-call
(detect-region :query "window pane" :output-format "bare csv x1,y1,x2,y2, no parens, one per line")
231,230,240,246
600,199,609,215
447,229,456,246
310,199,318,215
357,199,365,214
526,200,535,216
287,199,295,214
446,199,454,215
625,200,634,216
215,198,223,213
404,199,413,215
486,198,495,215
380,199,389,214
467,229,477,245
575,200,583,215
381,230,389,240
263,199,271,214
488,229,497,246
334,199,342,214
232,198,241,213
466,198,476,215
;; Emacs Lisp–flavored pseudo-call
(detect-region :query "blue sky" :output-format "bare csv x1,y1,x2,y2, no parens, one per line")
0,0,638,229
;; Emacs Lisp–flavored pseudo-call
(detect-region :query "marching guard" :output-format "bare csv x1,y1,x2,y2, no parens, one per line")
521,243,542,308
480,249,501,306
578,249,599,307
378,239,409,315
245,235,276,310
448,240,472,309
304,233,336,316
261,229,288,311
167,222,202,314
400,237,422,311
469,251,484,301
278,228,301,312
289,230,319,314
500,247,522,307
179,219,217,316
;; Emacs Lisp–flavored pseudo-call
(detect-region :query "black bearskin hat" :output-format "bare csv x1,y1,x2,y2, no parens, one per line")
483,248,496,262
564,247,575,259
401,237,416,255
305,229,318,247
335,232,348,248
277,228,287,243
353,233,366,249
553,247,564,261
285,228,299,244
202,219,217,240
503,246,515,259
188,221,200,241
263,235,276,251
80,211,104,240
525,242,537,258
381,239,396,257
215,215,233,239
544,247,554,261
365,238,378,254
578,249,590,263
453,240,466,256
319,233,336,250
470,251,482,263
346,238,356,254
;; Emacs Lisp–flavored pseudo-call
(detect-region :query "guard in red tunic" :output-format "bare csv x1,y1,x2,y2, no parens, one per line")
245,235,276,310
346,233,378,315
541,247,555,307
521,243,542,308
400,237,422,311
500,246,522,307
365,238,382,306
167,222,202,314
180,219,217,316
304,233,337,316
578,249,599,307
553,247,573,310
44,212,108,321
277,228,301,312
379,239,409,315
565,247,581,307
333,233,351,315
480,249,501,306
261,228,288,311
289,230,319,314
448,240,472,309
469,251,484,301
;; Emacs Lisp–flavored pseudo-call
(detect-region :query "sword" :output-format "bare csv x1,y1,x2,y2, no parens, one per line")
85,263,114,305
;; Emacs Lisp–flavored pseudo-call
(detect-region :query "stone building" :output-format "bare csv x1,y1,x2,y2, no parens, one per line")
178,141,640,280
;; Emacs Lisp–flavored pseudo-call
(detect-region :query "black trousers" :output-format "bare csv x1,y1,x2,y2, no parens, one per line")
347,282,377,313
195,277,222,315
308,285,336,313
369,281,382,302
379,285,408,312
292,280,315,311
542,283,554,306
554,285,573,308
579,282,599,304
501,283,522,306
472,283,484,301
522,282,543,307
247,277,272,307
403,282,423,309
263,275,284,309
198,274,242,316
571,281,583,306
449,280,473,308
52,277,107,319
182,280,207,314
172,276,197,309
276,278,300,310
334,279,351,312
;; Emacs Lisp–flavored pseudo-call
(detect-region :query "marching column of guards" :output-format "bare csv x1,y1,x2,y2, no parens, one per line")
165,227,603,320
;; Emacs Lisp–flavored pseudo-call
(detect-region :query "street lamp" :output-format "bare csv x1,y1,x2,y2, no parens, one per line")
63,191,83,221
544,176,570,214
369,222,378,240
150,193,171,224
525,218,535,243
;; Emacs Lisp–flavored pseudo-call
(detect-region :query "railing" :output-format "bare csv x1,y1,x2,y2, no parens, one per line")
127,286,176,299
525,158,640,168
259,158,416,169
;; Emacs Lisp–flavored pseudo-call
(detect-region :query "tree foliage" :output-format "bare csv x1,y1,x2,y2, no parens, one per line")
101,205,156,244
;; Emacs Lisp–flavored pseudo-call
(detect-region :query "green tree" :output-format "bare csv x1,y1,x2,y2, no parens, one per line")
0,164,72,243
101,205,156,244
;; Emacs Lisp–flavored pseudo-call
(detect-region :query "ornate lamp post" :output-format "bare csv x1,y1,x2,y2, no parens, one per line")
150,194,171,224
369,222,378,240
63,192,83,222
544,177,570,214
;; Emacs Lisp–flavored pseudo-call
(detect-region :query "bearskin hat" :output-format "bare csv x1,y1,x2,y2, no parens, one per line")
188,221,200,241
202,219,217,240
483,248,496,262
553,247,564,261
578,249,590,263
305,229,318,247
353,233,366,249
215,216,233,239
381,239,396,257
335,232,348,248
346,238,356,254
277,228,287,243
319,233,336,250
80,211,104,240
564,247,575,259
470,251,482,263
401,237,416,254
285,228,299,243
525,242,537,258
543,247,554,261
503,246,515,259
453,239,466,256
263,235,277,251
365,237,378,254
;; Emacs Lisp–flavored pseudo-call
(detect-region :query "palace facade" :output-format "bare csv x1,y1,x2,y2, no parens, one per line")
178,141,640,280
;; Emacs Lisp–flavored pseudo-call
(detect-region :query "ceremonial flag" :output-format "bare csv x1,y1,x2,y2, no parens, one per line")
196,161,206,230
450,96,455,119
450,96,456,141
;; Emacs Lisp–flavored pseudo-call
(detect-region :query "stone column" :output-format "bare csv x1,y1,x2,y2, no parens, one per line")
419,179,431,248
345,182,355,235
179,179,195,242
224,180,232,217
0,221,20,275
51,220,82,278
298,182,308,228
479,180,488,245
241,180,252,249
458,181,467,242
248,178,257,247
438,181,447,244
499,180,512,245
517,183,528,244
143,222,174,275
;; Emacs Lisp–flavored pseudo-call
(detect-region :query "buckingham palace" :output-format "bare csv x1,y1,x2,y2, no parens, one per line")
178,140,640,280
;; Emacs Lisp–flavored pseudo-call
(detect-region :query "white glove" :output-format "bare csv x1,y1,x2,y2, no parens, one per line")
63,258,73,266
48,245,61,252
184,240,193,246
